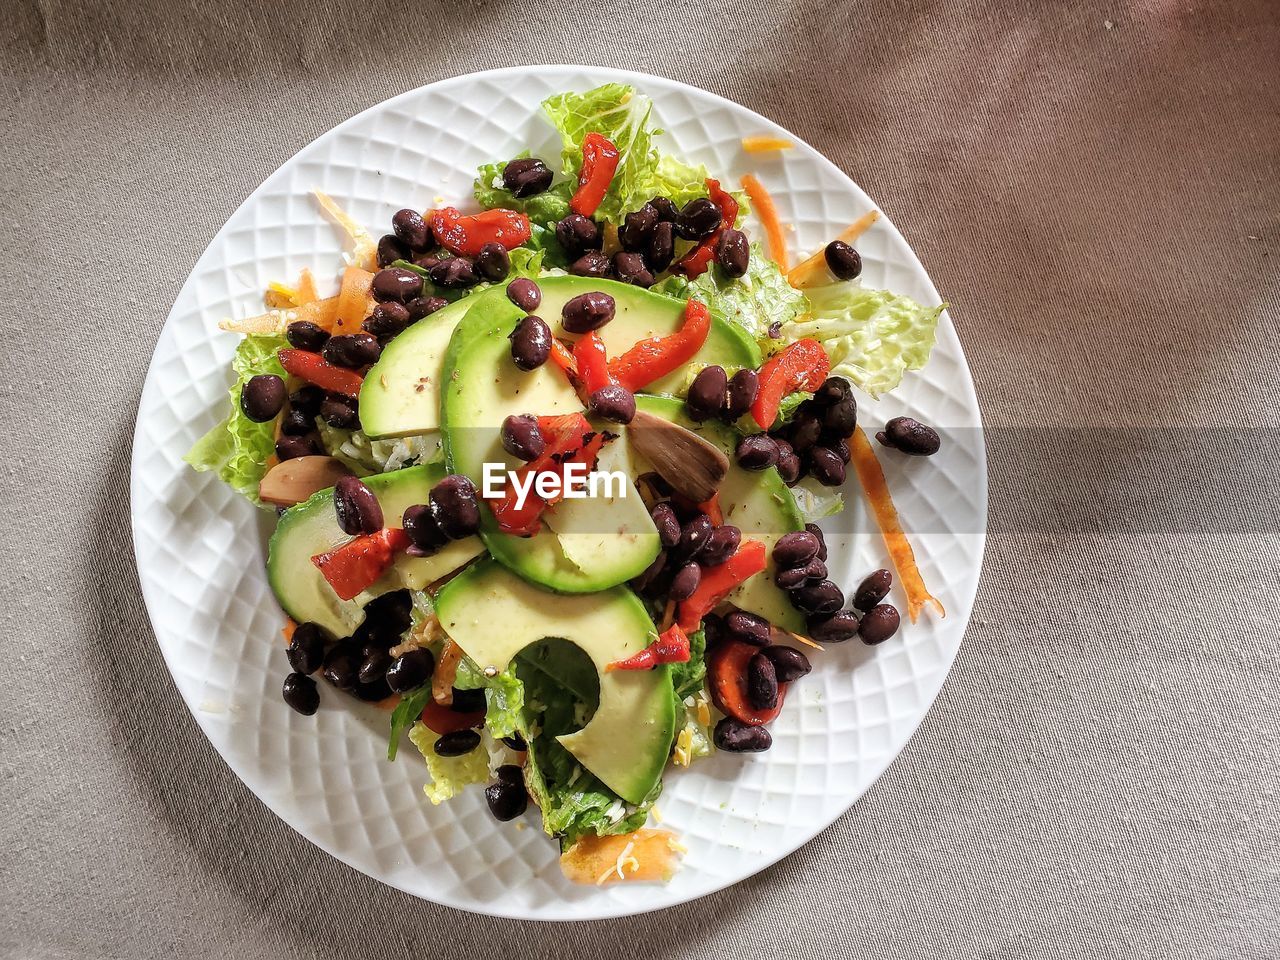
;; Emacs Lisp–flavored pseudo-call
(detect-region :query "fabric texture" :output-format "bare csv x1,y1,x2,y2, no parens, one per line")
2,1,1277,957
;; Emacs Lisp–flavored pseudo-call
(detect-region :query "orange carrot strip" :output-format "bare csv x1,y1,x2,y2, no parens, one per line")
559,829,684,885
787,211,880,289
741,135,794,153
432,639,464,706
334,266,374,334
740,173,789,272
281,618,297,646
294,268,319,305
848,426,945,622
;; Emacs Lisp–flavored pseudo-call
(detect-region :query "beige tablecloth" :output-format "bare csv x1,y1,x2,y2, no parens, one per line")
3,1,1277,956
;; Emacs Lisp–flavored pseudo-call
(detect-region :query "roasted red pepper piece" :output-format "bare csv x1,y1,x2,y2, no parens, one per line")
676,539,768,630
676,179,740,278
311,527,410,601
750,339,831,429
548,338,578,381
487,414,608,536
607,624,691,671
570,133,620,217
708,637,787,725
607,299,711,392
278,348,365,398
428,207,531,257
418,699,485,735
572,331,614,395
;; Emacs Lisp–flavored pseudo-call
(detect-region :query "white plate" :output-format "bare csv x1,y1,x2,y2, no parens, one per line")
131,66,986,920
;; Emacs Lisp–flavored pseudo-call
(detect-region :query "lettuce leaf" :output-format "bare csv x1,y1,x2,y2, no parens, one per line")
788,477,845,522
184,334,287,504
473,158,574,225
408,722,490,804
781,282,945,398
387,686,433,761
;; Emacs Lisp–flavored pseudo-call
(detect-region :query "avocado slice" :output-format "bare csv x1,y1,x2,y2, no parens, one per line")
535,275,760,394
435,558,676,804
440,292,660,593
267,464,484,637
630,395,808,634
358,297,476,439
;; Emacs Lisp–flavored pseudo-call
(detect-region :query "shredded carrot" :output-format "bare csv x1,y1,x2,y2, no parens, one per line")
281,618,297,646
264,284,296,309
849,427,944,622
559,829,683,885
774,626,824,651
312,190,378,272
432,639,464,705
659,598,676,632
334,266,374,334
741,135,794,154
294,268,319,305
787,210,880,289
296,295,340,331
698,492,723,526
740,173,789,271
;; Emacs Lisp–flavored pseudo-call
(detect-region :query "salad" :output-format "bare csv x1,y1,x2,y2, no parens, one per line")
187,83,948,885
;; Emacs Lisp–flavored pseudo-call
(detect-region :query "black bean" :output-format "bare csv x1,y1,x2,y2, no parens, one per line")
445,686,484,714
736,434,779,470
386,648,434,693
358,651,392,686
392,208,431,250
724,609,771,646
788,414,822,453
823,397,858,437
377,234,409,268
430,474,480,540
715,228,750,278
434,729,482,757
832,436,851,463
429,257,479,289
360,590,412,636
714,717,772,752
407,295,448,320
702,611,726,647
287,622,330,675
353,676,392,702
763,645,811,682
650,502,681,547
476,242,510,282
775,566,809,590
805,522,828,561
670,562,702,601
501,414,545,461
792,579,844,616
649,196,679,222
675,197,723,240
500,733,527,751
322,654,357,691
611,251,655,287
809,610,862,644
414,253,441,272
647,221,676,273
277,409,309,436
700,525,741,567
815,377,852,407
773,530,821,569
824,240,862,280
677,514,714,561
555,214,602,256
630,549,668,593
561,291,616,333
275,434,320,461
506,277,541,312
808,446,847,487
402,503,448,555
371,267,423,302
320,394,360,429
877,417,942,456
588,385,636,424
620,203,660,251
502,157,554,197
798,557,828,581
282,673,320,715
363,301,411,337
859,604,901,644
508,314,552,371
724,369,759,420
286,320,330,352
333,476,383,535
687,365,728,422
747,652,779,710
240,374,286,422
485,774,528,821
853,569,893,612
289,385,324,416
569,251,611,278
322,333,381,369
776,450,802,485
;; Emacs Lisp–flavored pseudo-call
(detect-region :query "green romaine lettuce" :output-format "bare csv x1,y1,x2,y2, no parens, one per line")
184,334,287,504
781,282,945,398
788,477,845,522
408,722,490,804
473,158,573,225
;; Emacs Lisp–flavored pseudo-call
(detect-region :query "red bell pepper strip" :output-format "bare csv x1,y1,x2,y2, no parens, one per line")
708,637,788,725
675,179,740,278
572,331,614,395
676,539,768,630
429,207,531,257
570,133,620,217
418,699,485,735
311,527,410,601
487,414,608,536
607,624,691,671
607,299,711,392
750,339,831,429
548,338,578,381
278,348,365,398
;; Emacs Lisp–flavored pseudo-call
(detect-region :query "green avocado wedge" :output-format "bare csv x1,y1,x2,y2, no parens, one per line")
435,558,676,804
630,395,808,634
267,464,484,638
440,291,660,593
